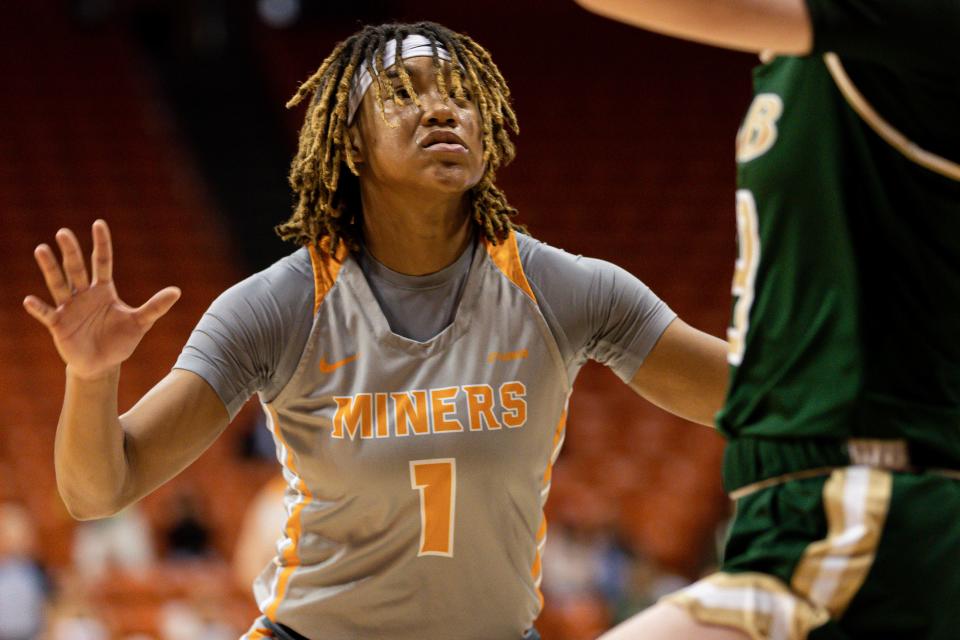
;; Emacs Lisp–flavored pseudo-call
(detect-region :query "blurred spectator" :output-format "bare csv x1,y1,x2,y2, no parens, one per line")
159,599,235,640
46,614,108,640
164,492,213,560
540,460,704,637
542,481,624,636
551,596,610,640
237,409,276,462
233,475,286,591
44,572,109,640
612,555,691,622
545,523,632,607
0,503,49,640
72,505,155,582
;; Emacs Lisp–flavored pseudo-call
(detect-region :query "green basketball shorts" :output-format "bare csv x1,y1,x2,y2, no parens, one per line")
665,466,960,639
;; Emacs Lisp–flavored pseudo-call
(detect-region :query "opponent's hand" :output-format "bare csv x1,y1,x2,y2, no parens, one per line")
23,220,181,380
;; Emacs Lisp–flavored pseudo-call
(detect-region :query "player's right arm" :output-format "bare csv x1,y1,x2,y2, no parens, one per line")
573,0,813,55
24,221,228,520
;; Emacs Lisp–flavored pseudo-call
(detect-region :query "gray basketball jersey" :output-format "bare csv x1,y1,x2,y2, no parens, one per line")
248,231,571,639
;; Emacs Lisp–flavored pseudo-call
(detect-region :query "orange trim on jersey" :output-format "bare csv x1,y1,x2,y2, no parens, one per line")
531,409,567,611
241,625,273,640
262,404,315,623
483,230,536,302
308,237,349,314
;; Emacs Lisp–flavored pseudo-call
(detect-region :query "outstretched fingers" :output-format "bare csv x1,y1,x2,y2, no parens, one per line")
90,219,113,285
133,287,182,330
34,244,72,305
55,228,90,292
22,295,56,328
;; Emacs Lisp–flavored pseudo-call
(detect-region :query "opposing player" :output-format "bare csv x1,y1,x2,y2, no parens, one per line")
574,1,960,639
23,21,728,640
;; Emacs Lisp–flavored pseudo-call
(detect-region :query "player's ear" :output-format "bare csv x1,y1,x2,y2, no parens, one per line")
346,125,365,167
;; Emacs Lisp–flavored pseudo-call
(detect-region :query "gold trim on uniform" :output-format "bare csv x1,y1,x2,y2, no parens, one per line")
673,468,893,638
824,53,960,182
790,467,892,617
728,467,838,501
664,572,829,640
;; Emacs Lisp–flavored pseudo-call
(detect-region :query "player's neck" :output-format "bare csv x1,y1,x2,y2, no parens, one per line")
360,188,473,276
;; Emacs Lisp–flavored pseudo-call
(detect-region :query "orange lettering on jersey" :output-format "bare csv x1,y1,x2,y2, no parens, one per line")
392,390,430,437
486,348,529,364
332,394,373,440
375,393,390,438
499,381,527,428
463,384,501,431
431,387,464,433
333,382,529,439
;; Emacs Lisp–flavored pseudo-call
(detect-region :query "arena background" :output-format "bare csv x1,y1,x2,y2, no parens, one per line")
0,1,754,638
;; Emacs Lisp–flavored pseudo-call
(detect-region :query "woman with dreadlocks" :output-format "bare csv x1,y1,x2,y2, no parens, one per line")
24,21,727,640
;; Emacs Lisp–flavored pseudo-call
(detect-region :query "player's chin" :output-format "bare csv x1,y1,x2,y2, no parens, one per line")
423,163,484,193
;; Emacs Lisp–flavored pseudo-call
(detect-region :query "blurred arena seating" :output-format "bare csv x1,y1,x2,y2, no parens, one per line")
0,2,266,633
1,1,752,637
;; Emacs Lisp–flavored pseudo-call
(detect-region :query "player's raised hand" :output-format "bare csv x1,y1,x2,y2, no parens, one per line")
22,220,181,380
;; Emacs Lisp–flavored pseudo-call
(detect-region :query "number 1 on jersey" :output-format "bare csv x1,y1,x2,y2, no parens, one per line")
410,459,456,557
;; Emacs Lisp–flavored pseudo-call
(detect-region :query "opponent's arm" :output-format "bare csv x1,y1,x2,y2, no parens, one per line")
574,0,812,55
629,318,728,427
25,221,228,520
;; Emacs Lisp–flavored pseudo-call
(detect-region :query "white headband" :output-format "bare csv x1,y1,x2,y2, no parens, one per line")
347,34,453,124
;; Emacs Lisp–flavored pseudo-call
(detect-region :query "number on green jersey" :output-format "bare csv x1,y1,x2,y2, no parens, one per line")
728,190,760,365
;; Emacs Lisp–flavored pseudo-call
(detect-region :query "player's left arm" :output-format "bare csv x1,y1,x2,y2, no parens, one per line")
573,0,812,55
628,318,728,428
518,240,728,427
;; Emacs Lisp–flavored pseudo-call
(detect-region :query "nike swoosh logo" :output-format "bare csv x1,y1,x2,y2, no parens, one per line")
487,349,528,364
319,354,359,373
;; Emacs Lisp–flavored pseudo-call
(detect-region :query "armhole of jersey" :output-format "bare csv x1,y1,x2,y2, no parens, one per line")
824,53,960,182
259,403,315,623
483,230,537,303
307,239,349,314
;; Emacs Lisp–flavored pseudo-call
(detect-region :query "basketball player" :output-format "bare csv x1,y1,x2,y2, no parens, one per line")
23,22,729,640
574,1,960,639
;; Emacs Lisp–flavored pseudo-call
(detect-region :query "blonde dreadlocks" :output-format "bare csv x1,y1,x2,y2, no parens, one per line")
276,22,521,255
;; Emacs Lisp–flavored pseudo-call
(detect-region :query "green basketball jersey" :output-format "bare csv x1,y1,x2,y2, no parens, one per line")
717,5,960,460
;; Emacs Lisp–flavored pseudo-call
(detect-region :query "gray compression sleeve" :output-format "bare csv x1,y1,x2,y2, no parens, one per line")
517,234,677,384
173,248,314,420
